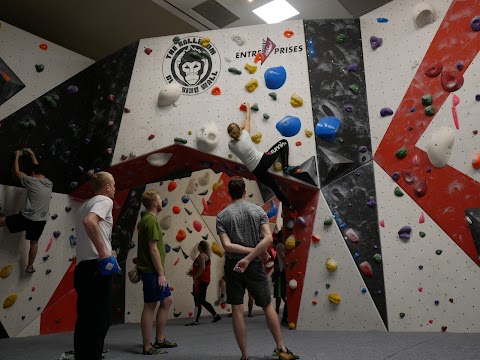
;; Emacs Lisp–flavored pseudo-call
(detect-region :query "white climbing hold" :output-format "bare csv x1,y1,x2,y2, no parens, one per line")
413,2,436,28
231,35,245,46
198,171,211,186
158,82,182,106
224,57,232,63
427,126,455,168
146,153,173,167
288,279,298,290
186,177,199,194
196,122,220,153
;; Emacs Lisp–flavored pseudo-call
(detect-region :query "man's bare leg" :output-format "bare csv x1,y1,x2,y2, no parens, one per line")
141,302,157,352
155,295,172,342
263,303,288,352
27,240,38,268
232,304,249,359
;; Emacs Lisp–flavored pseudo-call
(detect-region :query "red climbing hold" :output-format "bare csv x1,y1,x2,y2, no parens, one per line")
429,320,433,324
108,94,115,102
168,181,177,192
418,287,423,292
144,48,153,55
174,258,180,266
45,237,53,252
176,230,186,241
311,234,320,244
202,197,209,211
211,86,221,96
254,52,265,63
441,326,447,332
32,287,35,292
295,141,302,146
441,71,464,92
193,220,202,232
284,30,294,38
424,62,443,77
419,212,425,224
473,130,478,135
148,134,155,140
472,153,480,169
239,104,247,111
39,43,48,50
413,179,427,197
220,303,226,309
172,206,181,214
359,261,373,277
379,219,385,227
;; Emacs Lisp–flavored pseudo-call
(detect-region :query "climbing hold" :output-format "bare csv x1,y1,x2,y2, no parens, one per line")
435,249,442,255
274,162,283,171
449,298,454,303
168,182,177,193
285,235,296,250
176,230,186,242
373,254,382,264
328,293,341,305
39,43,48,50
144,48,152,55
421,94,433,106
326,258,338,272
193,220,202,232
424,62,443,78
326,284,331,289
370,36,382,49
441,71,464,92
471,16,480,31
377,18,389,22
290,93,303,107
266,201,278,218
162,198,168,208
295,141,302,146
345,63,359,72
396,146,407,159
324,216,333,226
251,132,262,143
65,85,79,95
211,242,224,258
245,79,259,93
413,179,427,197
473,153,480,170
399,313,405,318
158,83,182,106
43,255,50,261
35,64,45,73
212,180,223,191
380,108,393,117
311,234,320,244
263,113,270,120
200,37,210,47
398,226,412,240
265,66,287,90
196,122,220,153
211,87,221,96
419,212,425,223
456,61,464,71
53,231,61,239
276,115,301,137
344,104,353,112
65,206,72,212
0,265,13,279
284,30,294,38
174,137,188,144
336,34,347,43
288,322,296,330
359,261,373,277
269,92,277,100
312,299,318,305
3,294,17,309
69,235,76,246
254,52,264,63
366,196,377,208
424,105,435,116
46,269,52,275
172,206,181,215
392,172,400,181
419,231,426,238
289,279,298,289
231,35,245,46
297,217,306,227
413,2,437,27
349,84,360,94
244,63,257,74
427,127,455,168
418,287,423,292
250,103,259,111
419,265,423,270
286,219,294,231
315,116,340,141
379,219,385,227
345,228,360,244
173,36,181,44
159,216,172,231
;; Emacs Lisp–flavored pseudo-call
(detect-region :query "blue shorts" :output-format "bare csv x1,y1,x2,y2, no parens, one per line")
139,272,172,303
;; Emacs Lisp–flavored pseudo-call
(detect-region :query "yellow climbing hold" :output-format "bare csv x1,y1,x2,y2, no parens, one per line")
274,161,283,171
290,93,303,107
211,242,224,257
285,235,296,250
200,37,211,47
305,129,313,137
212,180,223,191
3,294,17,309
244,63,257,74
251,132,262,143
326,258,338,272
188,130,192,135
328,293,341,305
288,322,296,329
228,154,233,158
245,79,259,93
0,264,13,279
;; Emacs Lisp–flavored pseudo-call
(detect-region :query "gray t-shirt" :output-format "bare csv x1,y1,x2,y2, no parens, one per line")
21,175,53,222
216,200,269,261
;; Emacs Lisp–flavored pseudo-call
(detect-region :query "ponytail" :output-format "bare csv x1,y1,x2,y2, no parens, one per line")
227,123,242,141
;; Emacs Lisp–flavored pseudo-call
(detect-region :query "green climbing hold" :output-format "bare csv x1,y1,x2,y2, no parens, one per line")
263,113,270,120
35,64,44,72
394,187,404,197
228,67,242,75
419,232,426,238
349,84,360,95
44,95,58,108
269,92,277,100
373,253,382,264
421,94,433,106
326,284,330,289
400,312,405,318
435,249,442,255
173,36,181,44
336,34,347,43
20,116,36,128
290,259,298,269
295,239,302,248
324,217,333,226
424,105,435,116
250,103,259,111
174,137,187,144
396,146,407,159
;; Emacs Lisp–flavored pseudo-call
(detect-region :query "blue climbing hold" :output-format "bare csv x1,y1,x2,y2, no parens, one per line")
276,115,301,137
410,107,415,112
354,252,360,259
162,198,168,207
165,244,171,253
264,66,287,90
266,201,278,218
69,235,77,246
377,18,388,23
315,116,340,141
181,195,189,204
362,288,367,293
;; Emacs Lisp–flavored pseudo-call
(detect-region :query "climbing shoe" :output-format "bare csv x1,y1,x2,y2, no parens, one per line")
25,266,35,274
153,338,178,349
142,346,164,355
283,166,300,176
278,348,299,360
212,315,222,323
184,321,198,326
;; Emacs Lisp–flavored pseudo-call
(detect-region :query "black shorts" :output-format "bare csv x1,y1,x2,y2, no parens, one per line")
5,213,46,241
224,258,271,308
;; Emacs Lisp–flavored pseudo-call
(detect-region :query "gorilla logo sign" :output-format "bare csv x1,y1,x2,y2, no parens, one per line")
162,36,221,95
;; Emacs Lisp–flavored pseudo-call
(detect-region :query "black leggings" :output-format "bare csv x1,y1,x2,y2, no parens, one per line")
252,140,292,208
194,282,216,322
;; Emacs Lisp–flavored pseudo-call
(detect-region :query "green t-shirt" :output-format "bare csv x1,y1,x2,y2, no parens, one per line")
136,212,166,273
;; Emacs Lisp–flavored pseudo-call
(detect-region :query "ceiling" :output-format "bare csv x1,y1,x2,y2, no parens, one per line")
0,0,392,60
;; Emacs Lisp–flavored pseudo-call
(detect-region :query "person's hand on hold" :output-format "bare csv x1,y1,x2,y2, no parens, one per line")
15,150,23,158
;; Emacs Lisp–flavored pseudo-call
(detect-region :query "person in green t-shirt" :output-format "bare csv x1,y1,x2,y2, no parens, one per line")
136,189,178,355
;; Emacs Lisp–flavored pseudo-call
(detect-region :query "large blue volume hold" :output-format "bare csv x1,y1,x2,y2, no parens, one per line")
276,115,301,137
315,116,341,141
264,66,287,90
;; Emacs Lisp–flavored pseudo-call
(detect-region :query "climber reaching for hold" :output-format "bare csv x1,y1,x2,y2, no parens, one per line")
0,148,53,273
227,102,298,212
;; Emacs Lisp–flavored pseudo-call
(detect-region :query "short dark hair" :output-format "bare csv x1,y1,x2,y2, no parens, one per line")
31,164,44,175
228,178,245,200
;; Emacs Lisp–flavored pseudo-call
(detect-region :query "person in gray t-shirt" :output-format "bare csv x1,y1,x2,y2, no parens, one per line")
216,178,298,360
0,148,53,274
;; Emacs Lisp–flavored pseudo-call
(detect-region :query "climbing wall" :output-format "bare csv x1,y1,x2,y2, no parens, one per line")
363,0,480,332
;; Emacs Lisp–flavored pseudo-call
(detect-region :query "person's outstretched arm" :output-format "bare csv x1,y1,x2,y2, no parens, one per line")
13,151,25,179
24,148,39,165
242,102,251,133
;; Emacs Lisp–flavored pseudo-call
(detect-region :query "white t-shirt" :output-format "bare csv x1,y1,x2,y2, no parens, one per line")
75,195,113,265
228,129,263,171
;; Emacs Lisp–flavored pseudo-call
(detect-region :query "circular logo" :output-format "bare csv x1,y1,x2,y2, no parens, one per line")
162,36,221,96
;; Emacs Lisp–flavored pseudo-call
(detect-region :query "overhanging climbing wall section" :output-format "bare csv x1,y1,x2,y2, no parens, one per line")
0,41,139,194
0,56,25,106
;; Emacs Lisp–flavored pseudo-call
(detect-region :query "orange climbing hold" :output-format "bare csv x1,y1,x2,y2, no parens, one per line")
176,229,186,241
472,153,480,169
211,86,221,96
284,30,294,38
312,299,318,305
39,43,48,50
172,206,181,214
168,181,177,192
254,52,265,64
295,141,302,146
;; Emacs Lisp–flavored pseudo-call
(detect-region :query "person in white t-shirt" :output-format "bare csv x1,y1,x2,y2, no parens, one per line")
74,171,118,360
227,102,299,212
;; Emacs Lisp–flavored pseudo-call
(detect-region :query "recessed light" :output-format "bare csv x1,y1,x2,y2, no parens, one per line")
252,0,299,24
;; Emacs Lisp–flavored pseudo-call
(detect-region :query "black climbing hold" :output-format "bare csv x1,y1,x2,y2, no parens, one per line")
198,190,208,196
